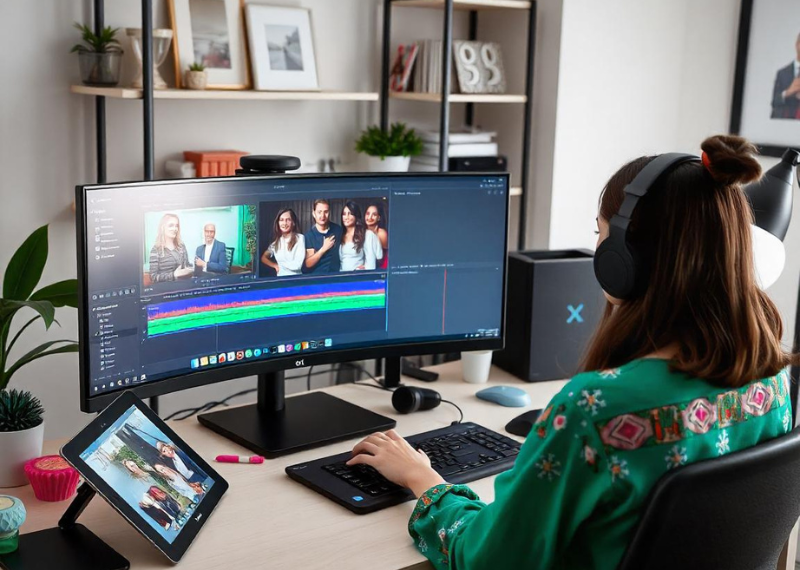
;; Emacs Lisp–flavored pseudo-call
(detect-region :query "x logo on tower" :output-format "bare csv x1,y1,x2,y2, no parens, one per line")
566,304,584,324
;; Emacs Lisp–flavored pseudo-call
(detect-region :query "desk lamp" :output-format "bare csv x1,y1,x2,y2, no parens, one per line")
743,148,800,420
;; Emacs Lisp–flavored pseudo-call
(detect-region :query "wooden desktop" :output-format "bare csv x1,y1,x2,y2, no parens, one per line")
6,362,566,569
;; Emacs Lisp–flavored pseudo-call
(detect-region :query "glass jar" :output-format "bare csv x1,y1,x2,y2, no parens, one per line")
78,51,123,87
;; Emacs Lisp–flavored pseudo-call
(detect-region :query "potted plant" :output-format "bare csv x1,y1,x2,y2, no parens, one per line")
355,122,423,172
71,22,124,87
185,62,208,90
0,225,78,487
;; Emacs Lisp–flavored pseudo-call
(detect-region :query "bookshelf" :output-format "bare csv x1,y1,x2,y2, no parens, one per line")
70,85,379,101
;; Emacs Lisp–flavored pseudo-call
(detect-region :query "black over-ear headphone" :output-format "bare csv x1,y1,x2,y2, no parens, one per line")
392,386,441,414
593,153,700,300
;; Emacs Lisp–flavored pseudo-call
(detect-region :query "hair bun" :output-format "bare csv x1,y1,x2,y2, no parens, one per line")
700,135,762,186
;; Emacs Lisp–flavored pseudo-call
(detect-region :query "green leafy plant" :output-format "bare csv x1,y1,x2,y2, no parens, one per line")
355,122,423,159
188,62,206,72
0,225,79,393
70,23,123,54
0,389,44,432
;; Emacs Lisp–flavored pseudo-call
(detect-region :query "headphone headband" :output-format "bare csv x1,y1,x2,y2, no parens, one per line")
594,153,700,299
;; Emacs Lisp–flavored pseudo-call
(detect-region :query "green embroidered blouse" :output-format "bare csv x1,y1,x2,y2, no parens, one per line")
408,359,791,569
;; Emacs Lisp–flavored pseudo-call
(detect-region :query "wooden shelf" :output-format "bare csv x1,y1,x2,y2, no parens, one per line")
393,0,531,10
510,186,522,196
390,92,527,103
70,85,380,101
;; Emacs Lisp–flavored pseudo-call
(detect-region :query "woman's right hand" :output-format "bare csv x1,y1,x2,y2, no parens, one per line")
174,267,193,279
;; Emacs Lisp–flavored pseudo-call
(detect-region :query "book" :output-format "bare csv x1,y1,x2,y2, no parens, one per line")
419,129,497,144
421,142,499,158
390,43,419,92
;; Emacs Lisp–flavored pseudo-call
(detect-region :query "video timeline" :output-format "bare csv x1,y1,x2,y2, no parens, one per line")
146,280,387,338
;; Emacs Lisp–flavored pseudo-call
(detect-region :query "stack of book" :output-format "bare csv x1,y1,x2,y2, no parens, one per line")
410,129,498,172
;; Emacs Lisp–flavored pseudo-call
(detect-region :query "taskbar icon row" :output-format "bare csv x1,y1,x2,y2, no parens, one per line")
190,339,333,370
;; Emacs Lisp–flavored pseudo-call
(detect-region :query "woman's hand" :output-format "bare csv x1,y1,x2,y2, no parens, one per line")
347,430,446,497
174,267,193,279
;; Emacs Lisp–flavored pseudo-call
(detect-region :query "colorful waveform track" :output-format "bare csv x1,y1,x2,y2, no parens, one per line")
146,280,386,337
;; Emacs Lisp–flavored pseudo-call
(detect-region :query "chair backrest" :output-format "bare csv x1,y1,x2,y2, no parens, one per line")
617,428,800,570
225,247,234,273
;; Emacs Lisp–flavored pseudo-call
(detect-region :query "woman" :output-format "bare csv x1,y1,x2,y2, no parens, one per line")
339,201,382,271
365,203,388,270
347,135,794,569
148,485,183,520
139,494,174,531
149,213,193,283
261,208,305,276
154,463,202,501
121,459,152,480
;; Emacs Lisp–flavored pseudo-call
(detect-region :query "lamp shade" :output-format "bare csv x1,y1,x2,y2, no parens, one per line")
743,148,798,241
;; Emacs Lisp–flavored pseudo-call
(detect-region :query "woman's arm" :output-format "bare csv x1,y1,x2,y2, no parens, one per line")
363,232,377,270
261,247,279,272
377,228,388,250
149,248,175,283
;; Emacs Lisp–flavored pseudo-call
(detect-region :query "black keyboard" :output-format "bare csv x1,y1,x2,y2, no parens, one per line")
286,422,522,514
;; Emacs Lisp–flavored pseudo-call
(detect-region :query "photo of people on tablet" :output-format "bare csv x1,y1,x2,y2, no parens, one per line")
79,406,215,543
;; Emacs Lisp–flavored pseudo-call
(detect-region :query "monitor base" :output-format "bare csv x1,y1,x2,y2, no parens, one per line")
198,391,396,458
0,524,129,570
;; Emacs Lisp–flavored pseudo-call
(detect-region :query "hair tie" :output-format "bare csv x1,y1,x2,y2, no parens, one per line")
701,151,712,172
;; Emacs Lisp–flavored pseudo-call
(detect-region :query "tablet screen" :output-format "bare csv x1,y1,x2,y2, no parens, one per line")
78,405,215,544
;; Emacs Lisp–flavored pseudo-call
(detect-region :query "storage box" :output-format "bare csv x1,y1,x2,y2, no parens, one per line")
493,249,605,382
183,150,248,178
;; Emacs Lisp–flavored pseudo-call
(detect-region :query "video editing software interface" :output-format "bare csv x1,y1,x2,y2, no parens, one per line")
84,174,508,398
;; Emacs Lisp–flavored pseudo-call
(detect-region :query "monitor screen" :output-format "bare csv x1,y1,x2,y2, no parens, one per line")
78,173,509,411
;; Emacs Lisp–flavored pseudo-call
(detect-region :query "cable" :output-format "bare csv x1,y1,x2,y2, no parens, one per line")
306,365,315,392
440,399,464,424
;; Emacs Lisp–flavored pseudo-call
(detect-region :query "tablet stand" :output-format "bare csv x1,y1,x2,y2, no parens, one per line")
0,483,129,570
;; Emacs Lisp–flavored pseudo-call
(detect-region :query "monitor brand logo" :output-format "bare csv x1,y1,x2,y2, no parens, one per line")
566,303,584,324
295,359,305,367
194,513,203,522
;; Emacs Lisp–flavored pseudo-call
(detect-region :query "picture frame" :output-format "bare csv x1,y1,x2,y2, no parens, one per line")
168,0,250,90
245,4,319,91
730,0,800,157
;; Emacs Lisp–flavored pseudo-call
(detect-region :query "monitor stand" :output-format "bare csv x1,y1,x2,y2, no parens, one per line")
0,484,129,570
197,368,398,459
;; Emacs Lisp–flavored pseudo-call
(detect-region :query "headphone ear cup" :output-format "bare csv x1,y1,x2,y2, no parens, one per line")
392,387,441,414
594,227,637,300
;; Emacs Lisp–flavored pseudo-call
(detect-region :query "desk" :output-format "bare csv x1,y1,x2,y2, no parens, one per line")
7,362,566,569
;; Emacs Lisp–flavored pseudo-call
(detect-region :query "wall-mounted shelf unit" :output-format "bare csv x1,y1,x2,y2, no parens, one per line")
71,85,379,101
380,0,537,250
394,0,531,10
389,92,527,103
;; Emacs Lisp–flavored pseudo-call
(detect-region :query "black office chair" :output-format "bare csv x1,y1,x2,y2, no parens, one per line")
225,246,235,274
617,427,800,570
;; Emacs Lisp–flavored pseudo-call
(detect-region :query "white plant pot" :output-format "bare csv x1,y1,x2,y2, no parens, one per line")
0,422,44,488
366,155,410,172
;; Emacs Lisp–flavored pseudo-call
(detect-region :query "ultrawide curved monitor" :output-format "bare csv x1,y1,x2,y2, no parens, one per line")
77,173,510,413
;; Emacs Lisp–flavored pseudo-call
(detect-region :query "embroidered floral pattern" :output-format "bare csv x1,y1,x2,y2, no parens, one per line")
535,454,562,481
582,440,599,472
418,538,428,553
665,445,687,469
598,368,622,379
741,382,774,417
553,415,567,430
783,409,792,433
608,456,629,482
681,398,717,434
577,389,607,416
600,414,653,450
716,429,730,456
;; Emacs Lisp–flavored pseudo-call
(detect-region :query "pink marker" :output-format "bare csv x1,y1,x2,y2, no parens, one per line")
215,455,264,464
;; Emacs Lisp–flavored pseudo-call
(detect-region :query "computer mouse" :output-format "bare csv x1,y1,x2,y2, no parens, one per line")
475,386,531,408
505,408,544,437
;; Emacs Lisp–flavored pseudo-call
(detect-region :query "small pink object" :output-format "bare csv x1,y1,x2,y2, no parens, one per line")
24,456,81,502
215,455,264,464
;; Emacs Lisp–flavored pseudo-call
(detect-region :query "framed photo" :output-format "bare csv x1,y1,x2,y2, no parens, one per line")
730,0,800,157
245,4,319,91
168,0,249,90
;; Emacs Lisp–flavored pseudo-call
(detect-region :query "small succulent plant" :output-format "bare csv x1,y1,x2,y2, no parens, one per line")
188,62,206,72
355,122,423,159
0,389,44,432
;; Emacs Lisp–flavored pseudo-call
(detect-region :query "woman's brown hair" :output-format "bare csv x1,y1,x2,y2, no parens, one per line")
582,134,793,387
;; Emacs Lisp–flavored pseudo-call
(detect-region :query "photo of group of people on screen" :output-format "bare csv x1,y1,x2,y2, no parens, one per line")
80,407,213,543
142,205,256,287
258,197,389,278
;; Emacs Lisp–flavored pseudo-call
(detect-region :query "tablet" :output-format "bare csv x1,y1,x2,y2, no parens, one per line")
61,391,228,563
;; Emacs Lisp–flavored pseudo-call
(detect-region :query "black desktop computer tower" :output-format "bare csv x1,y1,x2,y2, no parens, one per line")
494,249,605,382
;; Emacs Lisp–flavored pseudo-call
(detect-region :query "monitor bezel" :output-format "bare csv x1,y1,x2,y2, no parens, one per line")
77,172,510,413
